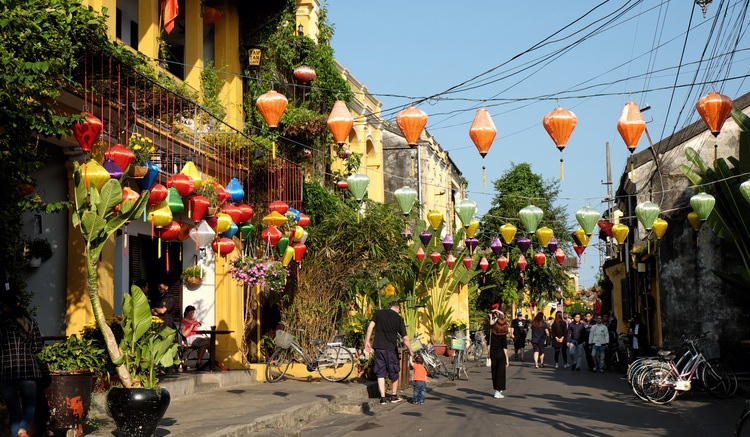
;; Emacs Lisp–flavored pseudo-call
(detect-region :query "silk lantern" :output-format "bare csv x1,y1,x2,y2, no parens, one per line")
263,211,288,227
286,208,301,223
462,256,473,270
576,206,600,235
543,107,577,180
396,106,428,146
419,231,432,247
212,237,235,257
166,187,184,215
427,210,443,231
573,243,585,258
226,178,244,204
138,162,160,190
465,238,479,254
281,246,295,267
547,237,558,255
256,91,287,127
479,257,489,273
293,65,316,84
239,222,255,240
148,184,168,205
490,238,503,257
394,186,418,215
430,252,441,265
465,220,479,238
687,212,702,231
497,256,508,270
455,199,478,228
167,173,195,197
598,220,614,238
71,112,102,152
158,221,181,241
221,221,238,239
519,205,543,233
517,237,531,255
293,243,306,263
189,195,209,222
618,102,646,181
535,227,553,247
416,247,425,262
147,200,172,236
268,200,289,215
327,100,354,145
214,183,230,205
189,220,215,249
442,234,454,252
298,213,310,227
500,223,517,244
102,159,123,180
575,228,592,247
215,213,232,234
741,180,750,204
292,225,304,242
104,144,134,172
261,225,282,247
534,251,546,267
223,204,242,225
237,204,254,223
81,160,110,191
652,218,668,240
181,161,203,189
347,173,370,202
690,193,715,221
402,228,412,240
696,92,733,136
446,254,456,269
469,109,497,187
337,180,348,190
276,235,290,257
555,248,565,265
116,187,140,213
177,223,193,242
202,6,222,24
635,201,660,230
517,255,527,272
571,231,582,246
612,224,630,245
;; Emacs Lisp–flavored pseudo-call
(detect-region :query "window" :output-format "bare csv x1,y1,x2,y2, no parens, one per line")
160,0,187,80
115,0,139,49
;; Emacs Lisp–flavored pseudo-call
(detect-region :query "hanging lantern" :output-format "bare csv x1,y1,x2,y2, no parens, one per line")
696,92,733,137
462,256,473,270
416,247,426,262
158,221,181,241
337,180,348,190
189,220,214,249
104,144,135,172
576,206,600,235
396,106,428,146
635,201,660,230
262,211,288,227
535,227,554,247
239,222,255,240
293,243,307,263
347,173,370,201
611,223,629,245
564,298,573,306
203,6,223,24
226,178,244,204
465,238,479,254
261,225,283,247
116,187,140,213
573,243,585,258
446,254,456,269
268,200,289,215
102,159,124,180
298,213,310,227
256,90,287,128
442,234,454,252
497,256,508,270
465,220,480,238
212,237,235,256
402,228,412,240
575,228,592,247
490,237,503,257
276,235,290,257
419,231,432,247
177,223,192,242
167,173,195,197
189,195,209,223
597,220,614,238
237,204,253,223
690,193,716,221
293,65,317,84
147,200,172,230
517,255,527,272
71,112,102,152
215,213,232,234
394,186,418,215
166,187,184,215
222,204,242,224
138,162,160,191
517,237,531,255
741,180,750,204
469,109,497,187
181,161,202,189
534,251,546,267
327,100,353,146
652,218,668,240
571,231,582,246
479,257,489,273
617,102,646,153
519,205,544,233
81,160,110,191
455,199,478,228
500,223,517,244
687,212,702,232
427,210,443,231
148,184,169,205
430,252,441,265
543,107,577,180
214,184,230,205
547,237,558,255
555,248,565,265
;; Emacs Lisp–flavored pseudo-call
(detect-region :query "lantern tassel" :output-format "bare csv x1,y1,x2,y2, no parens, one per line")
158,237,161,259
483,166,486,188
714,144,718,168
272,140,276,161
166,246,170,272
560,159,564,181
151,220,155,239
124,225,128,257
411,157,415,178
630,158,634,182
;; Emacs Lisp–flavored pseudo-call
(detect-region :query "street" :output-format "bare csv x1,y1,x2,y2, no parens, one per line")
301,349,746,437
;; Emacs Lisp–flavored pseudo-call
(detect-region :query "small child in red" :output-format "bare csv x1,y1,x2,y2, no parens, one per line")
412,355,427,404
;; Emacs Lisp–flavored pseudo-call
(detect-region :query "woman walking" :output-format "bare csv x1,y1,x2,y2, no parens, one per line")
530,313,549,368
551,311,569,369
489,309,509,399
0,293,43,437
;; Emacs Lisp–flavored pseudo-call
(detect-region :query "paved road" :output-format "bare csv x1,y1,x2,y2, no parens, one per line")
302,348,745,437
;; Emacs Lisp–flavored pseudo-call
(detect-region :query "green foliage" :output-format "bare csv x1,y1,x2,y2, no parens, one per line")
26,237,53,261
180,266,205,280
201,61,226,121
127,133,155,165
113,286,178,389
38,335,108,376
194,183,219,208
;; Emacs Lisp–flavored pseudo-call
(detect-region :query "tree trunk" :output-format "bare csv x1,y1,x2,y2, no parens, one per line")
87,257,134,388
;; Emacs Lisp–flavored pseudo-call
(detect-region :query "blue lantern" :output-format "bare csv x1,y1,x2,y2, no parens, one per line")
138,162,160,190
226,178,244,204
221,221,238,239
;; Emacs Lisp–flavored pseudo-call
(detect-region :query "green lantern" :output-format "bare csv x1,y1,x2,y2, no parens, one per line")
575,206,600,236
277,235,290,257
635,201,660,230
740,180,750,204
167,186,184,215
394,186,418,216
519,205,543,233
455,199,477,228
347,173,370,202
689,193,715,221
239,222,255,240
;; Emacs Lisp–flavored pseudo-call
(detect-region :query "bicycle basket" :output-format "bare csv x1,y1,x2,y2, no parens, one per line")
411,337,424,352
451,338,465,350
274,330,294,349
701,342,720,360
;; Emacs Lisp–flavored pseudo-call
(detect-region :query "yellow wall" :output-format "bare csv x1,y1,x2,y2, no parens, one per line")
296,0,320,42
214,245,248,369
184,0,204,92
214,1,244,130
605,262,626,334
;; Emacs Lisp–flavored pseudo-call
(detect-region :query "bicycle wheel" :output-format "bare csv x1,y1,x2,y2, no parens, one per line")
639,364,677,404
266,347,294,383
434,356,450,378
631,366,652,401
736,408,750,437
466,344,477,362
317,346,355,382
702,361,737,399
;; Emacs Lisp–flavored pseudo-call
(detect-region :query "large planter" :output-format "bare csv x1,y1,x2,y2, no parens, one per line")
107,387,171,437
445,348,455,358
433,343,447,356
43,370,93,437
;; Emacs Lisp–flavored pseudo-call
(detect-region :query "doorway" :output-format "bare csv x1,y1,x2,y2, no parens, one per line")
129,234,183,324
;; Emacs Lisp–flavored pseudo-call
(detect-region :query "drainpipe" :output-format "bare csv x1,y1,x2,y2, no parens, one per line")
417,143,423,218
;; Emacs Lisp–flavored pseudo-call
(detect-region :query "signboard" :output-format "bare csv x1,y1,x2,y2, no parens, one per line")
248,49,262,66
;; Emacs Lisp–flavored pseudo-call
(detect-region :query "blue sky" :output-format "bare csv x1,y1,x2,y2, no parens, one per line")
326,0,750,288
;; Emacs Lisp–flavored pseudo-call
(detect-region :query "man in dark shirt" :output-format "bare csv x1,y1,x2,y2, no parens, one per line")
150,282,175,329
568,313,586,371
510,312,527,361
583,312,596,371
364,300,413,405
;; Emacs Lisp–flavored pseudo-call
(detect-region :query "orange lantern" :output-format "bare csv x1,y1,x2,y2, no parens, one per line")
256,90,288,160
396,106,428,146
696,92,733,165
543,107,577,181
617,102,646,181
469,109,497,187
327,101,354,146
203,7,223,24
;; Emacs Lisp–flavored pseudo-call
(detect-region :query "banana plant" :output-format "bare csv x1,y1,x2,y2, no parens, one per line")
70,162,150,388
678,107,750,291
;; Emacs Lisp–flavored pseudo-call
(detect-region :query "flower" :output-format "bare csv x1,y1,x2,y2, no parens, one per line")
133,145,142,150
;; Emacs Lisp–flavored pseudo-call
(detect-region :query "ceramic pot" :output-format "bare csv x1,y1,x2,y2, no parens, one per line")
28,257,41,268
433,343,447,356
107,387,170,437
44,370,93,437
445,349,455,358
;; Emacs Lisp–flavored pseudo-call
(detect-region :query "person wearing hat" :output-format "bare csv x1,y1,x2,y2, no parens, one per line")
488,309,509,399
510,311,527,361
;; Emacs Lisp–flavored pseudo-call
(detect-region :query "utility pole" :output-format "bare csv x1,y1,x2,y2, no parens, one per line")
604,142,614,259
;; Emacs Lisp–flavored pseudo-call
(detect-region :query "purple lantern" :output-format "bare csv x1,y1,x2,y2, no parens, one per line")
517,237,531,255
419,231,432,247
490,237,503,257
442,234,454,253
402,228,412,240
103,159,123,180
571,231,582,247
547,237,558,255
465,238,479,253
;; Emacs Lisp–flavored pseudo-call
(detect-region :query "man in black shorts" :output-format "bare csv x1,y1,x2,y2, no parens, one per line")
364,299,413,405
510,311,527,361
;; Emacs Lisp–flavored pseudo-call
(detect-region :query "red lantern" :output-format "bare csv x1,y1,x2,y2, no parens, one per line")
148,184,168,204
430,252,441,265
293,243,306,263
268,200,289,215
189,195,209,222
555,248,565,265
416,247,425,262
617,102,646,153
222,204,242,224
597,219,614,237
158,221,181,241
18,183,34,197
396,106,428,146
337,180,348,190
573,243,585,258
534,251,546,267
167,173,195,197
256,90,288,128
462,256,473,270
497,256,508,271
104,144,135,172
213,183,230,205
517,255,527,272
327,101,353,146
696,92,733,136
446,254,456,269
71,112,102,152
479,257,489,273
293,65,317,84
297,213,310,227
261,225,282,247
237,203,253,223
212,237,235,256
469,109,497,158
116,187,140,213
203,6,222,24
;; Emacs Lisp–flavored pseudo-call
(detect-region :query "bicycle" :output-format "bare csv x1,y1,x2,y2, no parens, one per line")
609,333,634,374
466,330,485,362
447,335,468,380
411,336,449,378
266,323,355,383
736,399,750,436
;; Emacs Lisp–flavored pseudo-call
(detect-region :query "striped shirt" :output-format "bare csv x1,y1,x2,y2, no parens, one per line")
0,316,43,380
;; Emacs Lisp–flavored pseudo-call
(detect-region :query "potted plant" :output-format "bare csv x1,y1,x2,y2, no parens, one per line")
181,265,205,286
26,237,53,267
447,320,468,358
38,335,107,436
107,285,179,437
127,133,155,179
195,183,219,216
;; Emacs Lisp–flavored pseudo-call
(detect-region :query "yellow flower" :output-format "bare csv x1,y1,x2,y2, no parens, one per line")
133,145,142,150
149,147,155,153
145,138,152,144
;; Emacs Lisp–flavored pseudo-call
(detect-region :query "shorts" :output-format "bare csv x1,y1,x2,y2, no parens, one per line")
532,342,544,353
373,349,400,381
513,336,525,351
187,335,208,347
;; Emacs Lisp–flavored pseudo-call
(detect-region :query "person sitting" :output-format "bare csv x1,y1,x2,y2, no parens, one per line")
179,306,209,370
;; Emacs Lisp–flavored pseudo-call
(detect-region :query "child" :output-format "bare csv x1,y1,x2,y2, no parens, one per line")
412,355,427,404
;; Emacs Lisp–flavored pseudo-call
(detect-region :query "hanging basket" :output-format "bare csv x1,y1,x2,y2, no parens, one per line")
206,207,218,217
129,166,148,179
186,277,202,287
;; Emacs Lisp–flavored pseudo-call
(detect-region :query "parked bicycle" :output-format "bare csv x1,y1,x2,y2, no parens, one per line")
466,330,485,362
447,335,469,380
411,336,449,378
609,333,634,373
735,399,750,436
266,323,355,383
